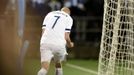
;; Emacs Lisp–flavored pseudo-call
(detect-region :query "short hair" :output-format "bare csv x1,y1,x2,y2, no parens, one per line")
61,7,71,15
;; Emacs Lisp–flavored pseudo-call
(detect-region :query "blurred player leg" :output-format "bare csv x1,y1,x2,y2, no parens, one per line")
38,46,53,75
54,50,67,75
55,62,63,75
37,62,49,75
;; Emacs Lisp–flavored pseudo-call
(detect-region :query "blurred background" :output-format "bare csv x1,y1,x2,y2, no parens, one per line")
0,0,104,75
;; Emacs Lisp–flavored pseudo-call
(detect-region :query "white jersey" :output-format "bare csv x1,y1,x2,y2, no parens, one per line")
40,11,73,46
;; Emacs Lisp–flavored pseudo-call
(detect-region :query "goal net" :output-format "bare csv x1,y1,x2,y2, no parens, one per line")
98,0,134,75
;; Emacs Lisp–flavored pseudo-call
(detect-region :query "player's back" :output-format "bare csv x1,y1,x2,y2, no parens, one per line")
41,11,72,45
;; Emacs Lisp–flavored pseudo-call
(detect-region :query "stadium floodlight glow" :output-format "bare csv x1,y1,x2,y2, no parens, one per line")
98,0,134,75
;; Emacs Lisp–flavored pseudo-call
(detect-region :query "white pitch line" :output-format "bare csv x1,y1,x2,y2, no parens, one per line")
66,63,98,75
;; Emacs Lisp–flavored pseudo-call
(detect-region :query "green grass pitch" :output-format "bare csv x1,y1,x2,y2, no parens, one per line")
24,58,98,75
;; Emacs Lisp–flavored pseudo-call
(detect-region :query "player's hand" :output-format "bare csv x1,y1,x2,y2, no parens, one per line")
67,42,74,48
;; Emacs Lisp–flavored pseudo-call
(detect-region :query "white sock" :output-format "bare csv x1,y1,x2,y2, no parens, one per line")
55,68,63,75
37,68,47,75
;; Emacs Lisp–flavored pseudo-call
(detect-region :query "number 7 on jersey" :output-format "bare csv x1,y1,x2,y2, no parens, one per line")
52,16,60,29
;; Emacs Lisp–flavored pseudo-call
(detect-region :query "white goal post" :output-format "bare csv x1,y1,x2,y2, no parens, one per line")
98,0,134,75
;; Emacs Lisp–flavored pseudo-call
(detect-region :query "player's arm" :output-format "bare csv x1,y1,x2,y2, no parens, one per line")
65,16,74,48
65,32,74,48
42,29,45,35
42,12,51,35
42,24,46,36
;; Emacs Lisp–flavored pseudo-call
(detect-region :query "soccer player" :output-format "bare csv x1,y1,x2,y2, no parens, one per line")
38,7,74,75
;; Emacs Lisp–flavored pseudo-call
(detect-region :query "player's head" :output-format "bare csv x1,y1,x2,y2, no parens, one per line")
61,7,71,15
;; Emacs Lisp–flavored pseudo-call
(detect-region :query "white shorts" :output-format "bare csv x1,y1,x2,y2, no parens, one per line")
40,43,67,63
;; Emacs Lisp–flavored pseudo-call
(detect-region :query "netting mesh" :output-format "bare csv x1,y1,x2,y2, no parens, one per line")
98,0,134,75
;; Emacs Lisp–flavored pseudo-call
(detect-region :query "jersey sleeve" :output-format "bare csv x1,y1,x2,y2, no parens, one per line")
42,13,50,29
65,17,73,32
